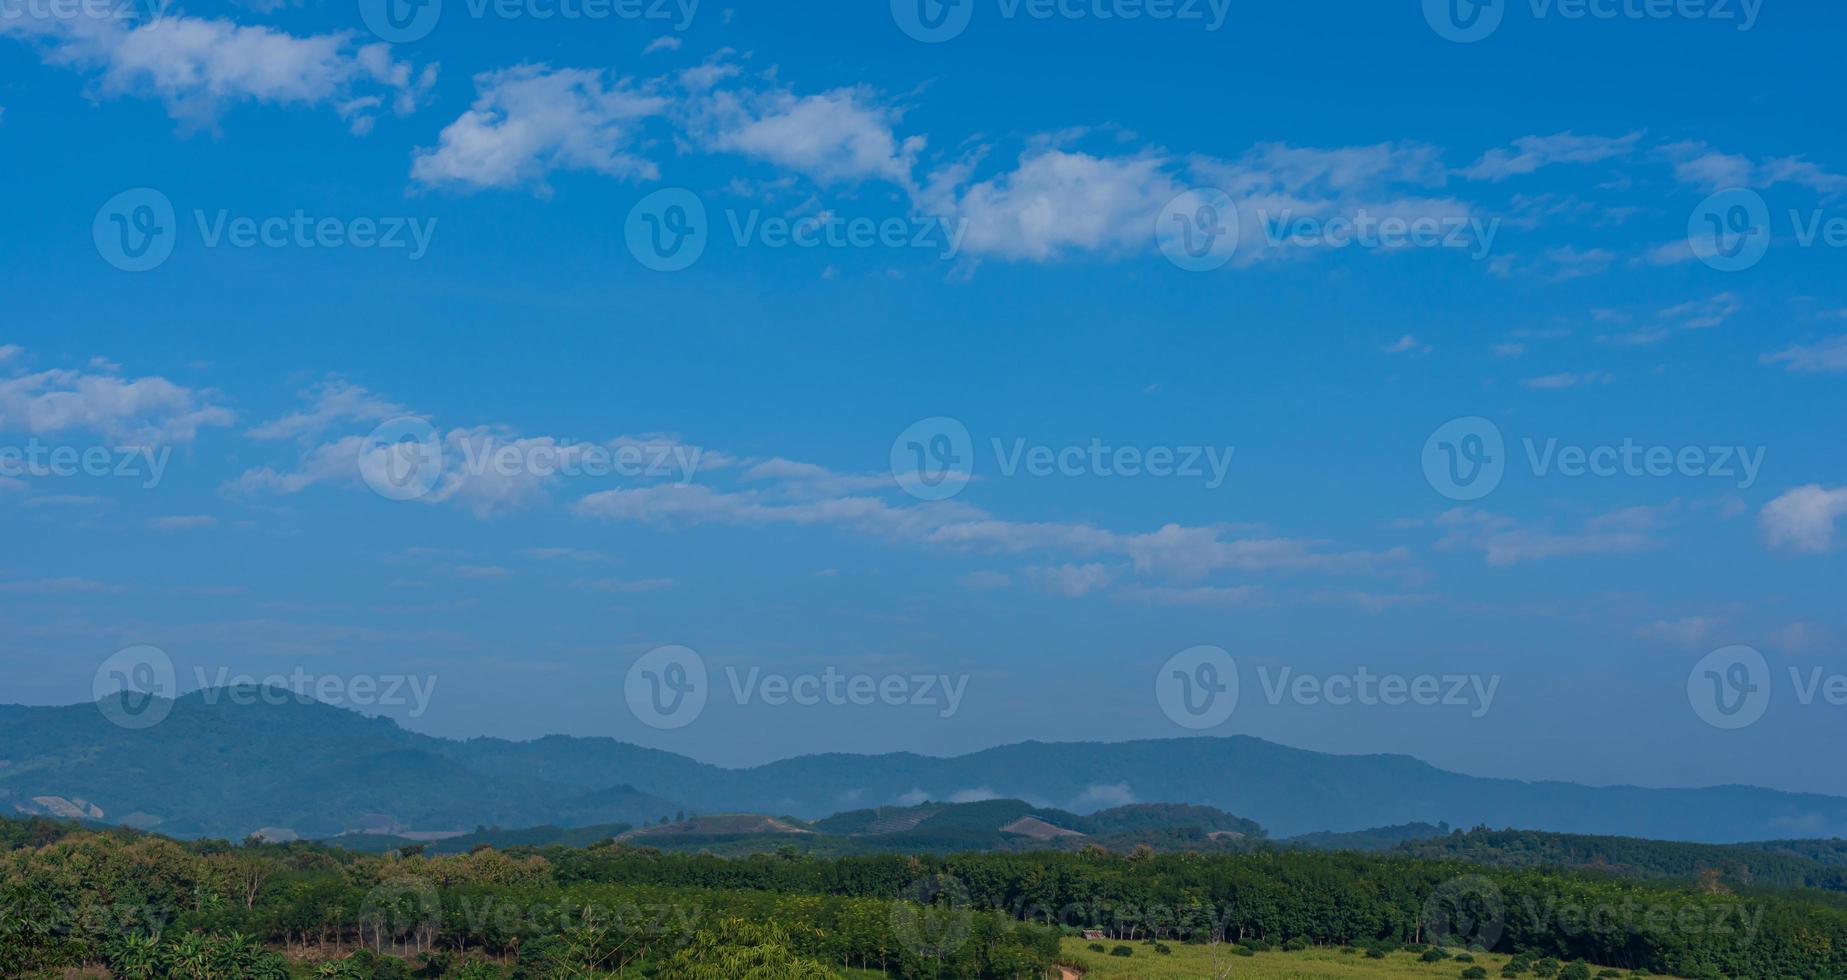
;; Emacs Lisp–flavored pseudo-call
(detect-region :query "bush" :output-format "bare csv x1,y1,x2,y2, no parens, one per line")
1153,943,1172,955
1457,953,1476,962
1282,938,1308,952
1086,943,1106,953
1365,947,1388,959
1110,945,1134,957
1462,969,1489,980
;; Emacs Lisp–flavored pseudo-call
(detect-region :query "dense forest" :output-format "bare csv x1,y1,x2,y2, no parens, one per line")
1396,827,1847,893
5,815,1847,978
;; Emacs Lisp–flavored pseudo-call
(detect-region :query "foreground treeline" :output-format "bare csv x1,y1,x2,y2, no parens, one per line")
3,816,1846,978
1396,827,1847,893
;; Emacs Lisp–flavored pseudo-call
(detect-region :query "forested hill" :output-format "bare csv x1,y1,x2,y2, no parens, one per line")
1395,827,1847,892
6,689,1847,843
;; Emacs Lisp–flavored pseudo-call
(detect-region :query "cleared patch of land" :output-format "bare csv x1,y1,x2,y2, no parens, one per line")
1052,938,1673,980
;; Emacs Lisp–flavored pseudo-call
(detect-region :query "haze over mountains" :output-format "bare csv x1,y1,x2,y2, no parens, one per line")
4,689,1843,843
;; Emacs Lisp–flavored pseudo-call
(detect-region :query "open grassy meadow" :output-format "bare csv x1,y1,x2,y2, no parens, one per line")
1049,938,1665,980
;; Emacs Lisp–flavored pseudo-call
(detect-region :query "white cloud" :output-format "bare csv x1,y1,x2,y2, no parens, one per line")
412,65,667,193
1522,371,1614,390
1023,562,1118,597
1384,335,1431,355
1462,131,1641,181
1436,507,1661,566
0,345,22,364
1762,335,1847,374
689,84,922,186
0,360,233,444
1,10,434,132
642,36,683,54
1071,783,1136,810
1636,616,1721,647
149,514,217,531
248,380,404,441
1661,141,1847,197
1115,583,1266,608
1760,485,1847,554
571,576,675,592
921,149,1179,262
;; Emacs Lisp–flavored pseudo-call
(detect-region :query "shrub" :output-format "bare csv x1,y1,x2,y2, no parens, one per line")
1086,943,1106,953
1282,938,1308,952
1462,969,1489,980
1110,945,1134,957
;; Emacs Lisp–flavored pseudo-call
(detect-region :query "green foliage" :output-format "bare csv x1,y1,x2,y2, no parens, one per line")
1109,944,1134,957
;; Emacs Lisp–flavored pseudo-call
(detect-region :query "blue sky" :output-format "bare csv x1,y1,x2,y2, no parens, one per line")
2,0,1844,801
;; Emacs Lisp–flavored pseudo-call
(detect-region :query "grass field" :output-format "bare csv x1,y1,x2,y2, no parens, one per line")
834,939,1673,979
1050,938,1660,979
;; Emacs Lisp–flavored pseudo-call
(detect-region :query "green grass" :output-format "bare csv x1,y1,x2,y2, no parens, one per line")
1052,938,1667,979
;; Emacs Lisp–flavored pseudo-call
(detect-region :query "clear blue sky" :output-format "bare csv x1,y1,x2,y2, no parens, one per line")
2,0,1843,798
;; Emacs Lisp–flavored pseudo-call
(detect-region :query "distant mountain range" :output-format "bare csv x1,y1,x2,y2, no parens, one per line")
4,688,1845,843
